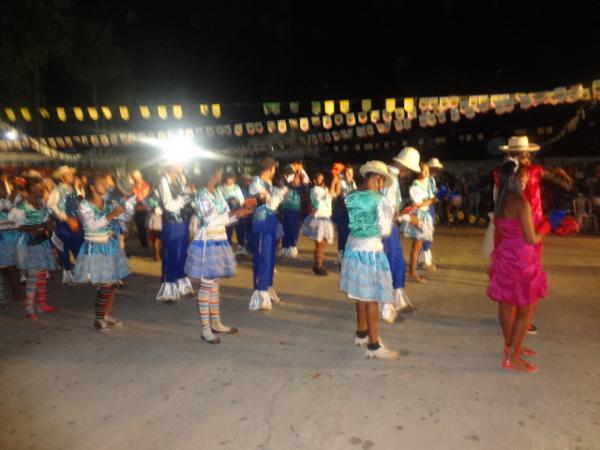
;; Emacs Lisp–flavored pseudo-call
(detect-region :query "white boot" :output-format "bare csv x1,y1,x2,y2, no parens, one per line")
365,343,399,360
380,303,398,323
289,247,299,259
268,286,282,304
394,288,417,313
249,290,272,311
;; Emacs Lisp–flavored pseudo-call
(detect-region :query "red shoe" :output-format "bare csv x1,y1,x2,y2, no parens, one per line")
502,358,538,373
37,304,58,313
25,312,38,321
504,345,537,357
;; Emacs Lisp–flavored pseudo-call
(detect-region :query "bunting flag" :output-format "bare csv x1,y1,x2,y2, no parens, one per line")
450,108,460,122
311,116,321,127
339,100,350,113
346,113,356,126
385,98,396,113
394,108,405,120
288,118,298,129
402,118,412,130
172,105,183,120
277,119,287,134
361,99,372,112
139,106,151,119
289,101,299,114
300,117,310,132
215,125,224,137
74,107,84,121
234,124,244,137
382,110,392,123
334,114,344,127
404,97,415,113
255,122,264,134
311,101,321,115
157,105,168,120
357,111,368,124
200,104,209,116
324,100,335,116
394,119,403,132
356,126,366,138
370,110,380,124
119,106,130,120
211,104,221,119
56,107,67,122
366,124,375,137
4,108,17,122
322,115,333,130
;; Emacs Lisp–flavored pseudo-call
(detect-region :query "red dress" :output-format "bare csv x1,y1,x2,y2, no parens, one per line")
488,217,547,307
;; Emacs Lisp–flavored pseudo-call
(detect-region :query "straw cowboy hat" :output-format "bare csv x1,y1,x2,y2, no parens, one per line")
359,160,394,188
427,157,444,169
53,165,76,179
392,147,421,172
499,135,541,152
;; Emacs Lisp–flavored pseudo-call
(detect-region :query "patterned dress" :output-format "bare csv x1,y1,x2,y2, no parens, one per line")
9,202,56,272
302,186,335,243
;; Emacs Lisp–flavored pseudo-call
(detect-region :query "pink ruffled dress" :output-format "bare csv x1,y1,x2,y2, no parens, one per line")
488,217,548,307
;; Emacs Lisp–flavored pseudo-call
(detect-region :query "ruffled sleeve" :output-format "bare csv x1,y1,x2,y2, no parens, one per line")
196,191,235,228
377,196,394,238
77,201,108,231
409,182,426,204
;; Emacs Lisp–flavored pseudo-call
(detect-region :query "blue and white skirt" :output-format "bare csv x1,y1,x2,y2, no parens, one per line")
185,239,236,280
402,209,434,242
0,229,20,268
339,237,393,303
15,234,57,272
73,238,130,284
302,215,335,243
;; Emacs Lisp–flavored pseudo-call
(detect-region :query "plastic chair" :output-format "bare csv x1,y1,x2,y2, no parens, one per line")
572,195,599,234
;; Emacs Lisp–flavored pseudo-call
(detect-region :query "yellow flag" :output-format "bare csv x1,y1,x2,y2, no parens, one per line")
324,100,335,116
101,106,112,120
361,99,372,112
4,108,17,122
157,105,168,120
385,98,396,113
39,108,50,119
172,105,183,120
56,107,67,122
73,107,84,121
403,98,415,112
339,100,350,114
211,104,221,119
87,107,99,121
140,106,151,119
119,106,130,120
20,108,32,122
200,104,209,116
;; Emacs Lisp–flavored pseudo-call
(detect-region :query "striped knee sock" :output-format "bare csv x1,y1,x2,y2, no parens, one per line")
209,280,230,333
36,272,48,306
198,279,215,340
25,271,39,314
95,284,113,320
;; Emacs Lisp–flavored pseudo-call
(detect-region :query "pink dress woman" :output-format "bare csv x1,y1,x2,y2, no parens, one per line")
488,217,548,307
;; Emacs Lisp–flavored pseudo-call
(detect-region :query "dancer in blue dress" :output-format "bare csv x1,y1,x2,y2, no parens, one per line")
185,164,254,344
280,163,309,259
46,166,84,284
418,157,444,272
248,155,288,312
340,161,399,360
156,164,194,301
9,177,57,320
0,180,23,306
380,148,422,322
74,172,133,333
403,163,435,283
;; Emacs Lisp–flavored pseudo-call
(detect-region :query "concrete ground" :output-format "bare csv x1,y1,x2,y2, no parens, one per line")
1,228,599,450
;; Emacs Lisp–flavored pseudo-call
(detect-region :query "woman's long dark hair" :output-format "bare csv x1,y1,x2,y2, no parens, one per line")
495,160,524,216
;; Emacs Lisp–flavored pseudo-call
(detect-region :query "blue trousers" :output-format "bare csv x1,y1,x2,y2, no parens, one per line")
382,224,406,289
282,208,301,248
333,205,350,252
55,220,84,271
161,221,189,283
252,215,278,290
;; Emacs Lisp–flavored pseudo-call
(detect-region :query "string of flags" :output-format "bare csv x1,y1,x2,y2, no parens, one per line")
2,81,598,128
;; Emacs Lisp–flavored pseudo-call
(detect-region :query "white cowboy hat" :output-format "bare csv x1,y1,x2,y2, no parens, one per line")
392,147,421,173
52,165,76,179
499,135,541,152
359,160,394,188
427,157,444,169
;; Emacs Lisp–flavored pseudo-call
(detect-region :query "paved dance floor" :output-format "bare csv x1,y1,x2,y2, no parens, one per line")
1,228,599,449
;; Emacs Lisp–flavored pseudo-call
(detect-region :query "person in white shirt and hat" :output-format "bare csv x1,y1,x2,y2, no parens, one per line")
418,157,444,271
47,166,84,284
379,147,421,322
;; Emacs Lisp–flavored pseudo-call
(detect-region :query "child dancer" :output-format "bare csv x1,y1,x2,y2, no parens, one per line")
488,159,550,372
0,180,23,305
218,172,247,251
332,164,356,264
419,157,443,271
340,161,399,360
10,177,57,319
73,172,131,333
47,166,84,284
280,163,308,259
302,171,336,275
185,164,253,344
248,155,288,312
403,163,435,283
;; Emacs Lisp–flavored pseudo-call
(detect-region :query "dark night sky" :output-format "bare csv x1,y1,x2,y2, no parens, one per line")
36,0,600,105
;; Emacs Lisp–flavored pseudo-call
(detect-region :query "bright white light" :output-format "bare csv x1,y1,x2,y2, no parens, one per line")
5,130,17,140
141,136,219,162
